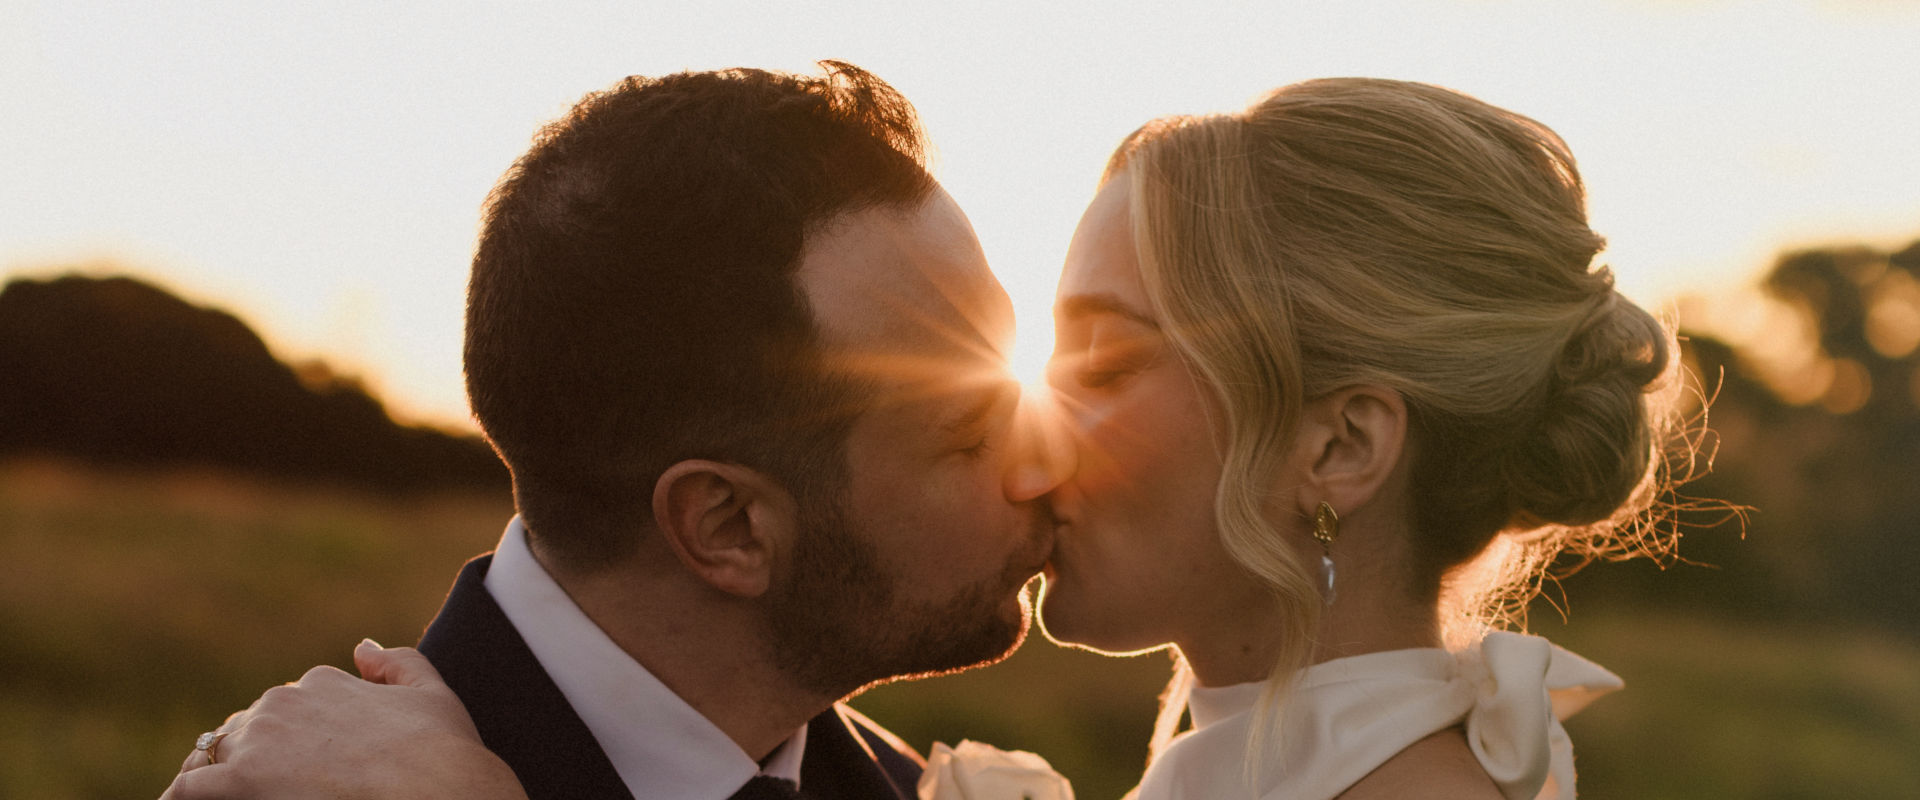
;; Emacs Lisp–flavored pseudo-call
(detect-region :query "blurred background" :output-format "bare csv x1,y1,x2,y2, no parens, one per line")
3,2,1916,798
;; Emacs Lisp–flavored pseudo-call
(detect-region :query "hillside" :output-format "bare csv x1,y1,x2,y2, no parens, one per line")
0,274,506,492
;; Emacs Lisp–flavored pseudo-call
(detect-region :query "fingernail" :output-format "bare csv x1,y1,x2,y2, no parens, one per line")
358,638,382,651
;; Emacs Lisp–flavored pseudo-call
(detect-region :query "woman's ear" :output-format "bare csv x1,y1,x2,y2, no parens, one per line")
1293,385,1408,518
651,460,798,598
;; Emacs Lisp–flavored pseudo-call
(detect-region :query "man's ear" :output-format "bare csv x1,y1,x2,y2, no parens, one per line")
1290,385,1408,519
651,460,797,598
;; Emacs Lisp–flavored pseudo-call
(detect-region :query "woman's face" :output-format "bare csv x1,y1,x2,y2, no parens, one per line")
1037,174,1274,656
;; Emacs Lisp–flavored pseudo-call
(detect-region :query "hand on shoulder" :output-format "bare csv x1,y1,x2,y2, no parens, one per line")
161,641,526,800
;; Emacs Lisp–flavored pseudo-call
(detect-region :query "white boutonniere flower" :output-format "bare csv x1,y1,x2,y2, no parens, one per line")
917,740,1075,800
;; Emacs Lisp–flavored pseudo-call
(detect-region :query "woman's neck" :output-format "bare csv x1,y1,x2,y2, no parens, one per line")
1309,575,1443,663
1175,572,1292,688
1312,514,1443,662
1179,547,1443,687
1178,592,1442,689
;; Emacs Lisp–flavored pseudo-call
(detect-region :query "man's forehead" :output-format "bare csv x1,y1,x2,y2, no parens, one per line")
799,193,1015,391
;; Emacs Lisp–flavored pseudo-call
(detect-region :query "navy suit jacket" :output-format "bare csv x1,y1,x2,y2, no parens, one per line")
417,555,924,800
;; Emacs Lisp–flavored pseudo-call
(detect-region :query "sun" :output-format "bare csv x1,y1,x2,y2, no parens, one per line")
1009,313,1056,392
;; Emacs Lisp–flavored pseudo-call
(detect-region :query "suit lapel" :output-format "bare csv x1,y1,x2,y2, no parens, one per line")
416,552,925,800
417,555,633,800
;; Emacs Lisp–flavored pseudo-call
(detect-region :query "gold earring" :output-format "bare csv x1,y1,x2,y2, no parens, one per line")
1313,501,1339,605
1312,501,1339,547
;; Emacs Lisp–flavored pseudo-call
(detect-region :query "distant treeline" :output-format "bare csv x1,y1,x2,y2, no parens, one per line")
4,238,1918,635
1562,239,1920,638
0,274,507,493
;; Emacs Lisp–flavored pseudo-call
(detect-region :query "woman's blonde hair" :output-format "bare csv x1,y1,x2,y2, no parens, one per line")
1112,78,1680,765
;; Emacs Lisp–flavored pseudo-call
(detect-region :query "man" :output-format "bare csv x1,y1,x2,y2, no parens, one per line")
164,62,1067,800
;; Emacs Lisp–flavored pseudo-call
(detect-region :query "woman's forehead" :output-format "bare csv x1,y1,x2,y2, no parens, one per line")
1058,176,1147,313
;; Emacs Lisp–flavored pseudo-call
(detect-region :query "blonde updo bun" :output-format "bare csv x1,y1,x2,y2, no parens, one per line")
1503,292,1671,527
1110,77,1683,659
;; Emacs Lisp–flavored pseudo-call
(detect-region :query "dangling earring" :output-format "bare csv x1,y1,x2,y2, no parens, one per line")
1313,501,1340,605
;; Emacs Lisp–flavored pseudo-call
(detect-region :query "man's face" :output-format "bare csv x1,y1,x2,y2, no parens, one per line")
771,187,1059,693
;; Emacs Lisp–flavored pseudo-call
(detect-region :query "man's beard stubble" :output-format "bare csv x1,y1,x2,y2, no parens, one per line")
763,494,1034,698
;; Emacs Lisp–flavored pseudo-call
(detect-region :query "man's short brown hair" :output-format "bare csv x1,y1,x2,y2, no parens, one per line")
465,62,936,569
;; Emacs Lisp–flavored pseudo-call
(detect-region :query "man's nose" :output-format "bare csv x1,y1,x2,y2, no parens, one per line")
1003,384,1076,502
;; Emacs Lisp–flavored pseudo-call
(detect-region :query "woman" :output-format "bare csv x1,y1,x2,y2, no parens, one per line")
167,78,1679,800
1033,77,1672,799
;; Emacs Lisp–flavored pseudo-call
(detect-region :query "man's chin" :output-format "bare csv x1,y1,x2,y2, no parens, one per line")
916,583,1036,669
846,612,1027,695
984,573,1041,658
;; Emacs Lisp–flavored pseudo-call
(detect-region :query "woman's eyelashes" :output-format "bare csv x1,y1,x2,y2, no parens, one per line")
1066,326,1159,390
1076,364,1128,389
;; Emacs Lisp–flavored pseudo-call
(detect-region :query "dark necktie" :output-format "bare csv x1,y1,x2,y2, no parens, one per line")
730,774,804,800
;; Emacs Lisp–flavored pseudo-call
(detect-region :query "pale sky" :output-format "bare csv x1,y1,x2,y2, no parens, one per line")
5,0,1917,428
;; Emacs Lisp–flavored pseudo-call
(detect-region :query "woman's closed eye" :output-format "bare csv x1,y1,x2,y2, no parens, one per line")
1072,329,1162,390
1076,362,1130,389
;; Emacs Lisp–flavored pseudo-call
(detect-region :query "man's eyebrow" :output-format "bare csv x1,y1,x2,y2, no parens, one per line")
1055,293,1160,328
940,380,1017,433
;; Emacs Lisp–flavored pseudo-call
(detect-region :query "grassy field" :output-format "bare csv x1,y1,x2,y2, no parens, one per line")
2,459,1914,799
0,460,512,799
1531,612,1920,798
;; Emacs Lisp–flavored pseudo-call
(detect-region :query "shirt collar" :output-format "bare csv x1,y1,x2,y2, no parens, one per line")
1184,679,1266,732
482,517,808,797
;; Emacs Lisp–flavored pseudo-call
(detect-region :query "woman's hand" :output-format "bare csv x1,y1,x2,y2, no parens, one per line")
160,640,527,800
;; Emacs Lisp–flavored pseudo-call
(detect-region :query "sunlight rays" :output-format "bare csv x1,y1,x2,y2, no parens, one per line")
1009,314,1058,393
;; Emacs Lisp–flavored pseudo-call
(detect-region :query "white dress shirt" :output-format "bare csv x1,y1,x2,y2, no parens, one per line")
482,517,807,799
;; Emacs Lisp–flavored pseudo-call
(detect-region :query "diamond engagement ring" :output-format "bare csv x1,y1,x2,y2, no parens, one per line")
195,731,230,764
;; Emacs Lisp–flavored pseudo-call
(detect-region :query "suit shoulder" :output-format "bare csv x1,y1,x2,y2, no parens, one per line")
836,703,925,767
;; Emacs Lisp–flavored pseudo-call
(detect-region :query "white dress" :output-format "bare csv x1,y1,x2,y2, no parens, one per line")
1131,632,1622,800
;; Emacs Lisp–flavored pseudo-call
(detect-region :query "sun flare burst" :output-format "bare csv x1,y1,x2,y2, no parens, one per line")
1009,315,1057,392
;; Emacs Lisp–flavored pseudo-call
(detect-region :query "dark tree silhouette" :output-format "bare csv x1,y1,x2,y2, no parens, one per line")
1551,239,1920,636
0,274,507,493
